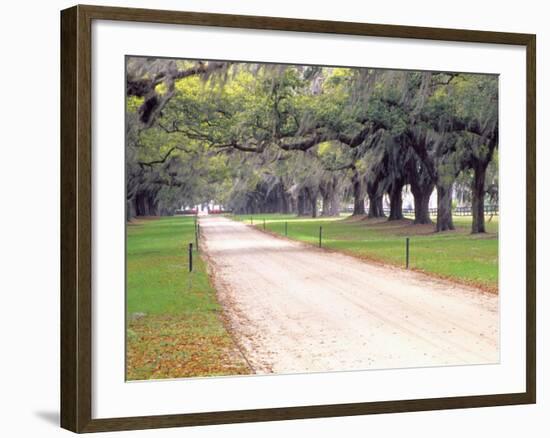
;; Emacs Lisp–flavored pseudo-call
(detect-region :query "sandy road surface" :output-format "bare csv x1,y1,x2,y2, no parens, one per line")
200,216,499,374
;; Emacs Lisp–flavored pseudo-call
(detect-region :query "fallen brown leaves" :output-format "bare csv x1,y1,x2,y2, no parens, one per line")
126,314,251,380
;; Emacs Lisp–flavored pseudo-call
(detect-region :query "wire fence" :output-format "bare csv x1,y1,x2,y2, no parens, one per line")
254,206,497,271
258,220,416,269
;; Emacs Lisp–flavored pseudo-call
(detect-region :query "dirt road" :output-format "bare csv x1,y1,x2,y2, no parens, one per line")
200,216,499,374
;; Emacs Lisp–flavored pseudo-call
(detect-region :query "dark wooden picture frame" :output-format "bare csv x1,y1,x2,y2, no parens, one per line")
61,4,536,433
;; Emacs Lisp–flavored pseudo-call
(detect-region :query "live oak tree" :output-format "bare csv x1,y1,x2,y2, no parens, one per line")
414,72,498,232
126,57,229,128
450,75,498,233
125,59,498,234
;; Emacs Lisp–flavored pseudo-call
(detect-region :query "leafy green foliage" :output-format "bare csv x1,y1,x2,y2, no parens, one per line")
126,59,498,233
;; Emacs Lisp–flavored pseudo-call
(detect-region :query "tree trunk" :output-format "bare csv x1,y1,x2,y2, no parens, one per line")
321,191,331,216
288,195,296,214
413,188,432,224
310,196,318,218
143,189,160,216
281,195,289,214
280,187,290,214
330,189,341,216
436,184,455,231
321,180,340,217
410,182,434,225
471,164,487,233
135,190,157,216
135,192,144,216
305,187,318,218
297,189,308,216
127,199,136,221
406,157,435,225
367,194,381,217
387,179,405,221
376,196,385,217
351,170,366,216
366,183,384,218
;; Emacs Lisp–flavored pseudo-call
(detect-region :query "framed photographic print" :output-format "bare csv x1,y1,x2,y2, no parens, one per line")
60,4,536,433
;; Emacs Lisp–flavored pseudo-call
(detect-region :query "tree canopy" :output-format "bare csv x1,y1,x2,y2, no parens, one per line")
125,57,499,233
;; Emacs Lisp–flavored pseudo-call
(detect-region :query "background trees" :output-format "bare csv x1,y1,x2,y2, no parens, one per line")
125,57,499,233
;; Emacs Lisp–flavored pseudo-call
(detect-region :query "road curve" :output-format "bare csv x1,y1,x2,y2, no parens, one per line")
200,216,499,374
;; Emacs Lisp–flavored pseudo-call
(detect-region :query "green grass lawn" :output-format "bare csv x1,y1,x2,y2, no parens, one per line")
126,216,249,380
232,213,498,292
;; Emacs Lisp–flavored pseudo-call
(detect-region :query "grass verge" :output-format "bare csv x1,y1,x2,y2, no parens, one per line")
232,213,498,292
126,216,250,380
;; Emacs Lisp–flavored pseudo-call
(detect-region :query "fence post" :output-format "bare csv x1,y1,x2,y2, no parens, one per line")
188,243,193,272
319,226,323,248
285,221,288,236
405,237,410,269
250,216,253,225
263,218,266,230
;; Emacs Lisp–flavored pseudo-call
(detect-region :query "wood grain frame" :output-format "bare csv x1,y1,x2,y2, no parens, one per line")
60,4,536,433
